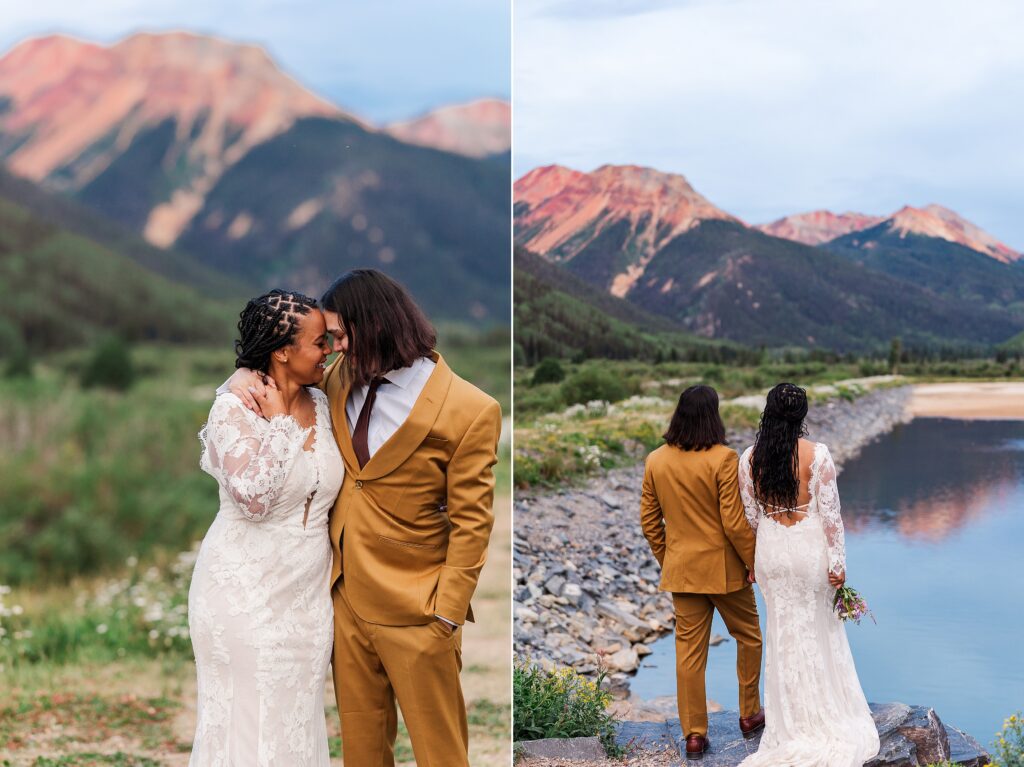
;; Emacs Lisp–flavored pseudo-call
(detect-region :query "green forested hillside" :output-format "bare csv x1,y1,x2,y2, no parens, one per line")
514,245,755,365
0,166,248,298
175,117,510,324
627,220,1022,351
826,224,1024,314
0,197,234,351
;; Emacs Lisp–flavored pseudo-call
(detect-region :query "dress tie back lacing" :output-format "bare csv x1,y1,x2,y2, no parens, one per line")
761,500,812,517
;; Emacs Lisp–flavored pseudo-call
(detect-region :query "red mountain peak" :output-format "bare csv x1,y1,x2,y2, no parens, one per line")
756,210,885,246
0,31,352,246
386,97,510,157
888,205,1021,263
514,163,736,296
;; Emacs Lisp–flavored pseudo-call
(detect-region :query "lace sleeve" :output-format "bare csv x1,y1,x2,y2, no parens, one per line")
737,447,759,531
813,444,846,575
199,395,310,521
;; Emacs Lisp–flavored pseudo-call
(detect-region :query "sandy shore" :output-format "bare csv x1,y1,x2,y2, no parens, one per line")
909,382,1024,420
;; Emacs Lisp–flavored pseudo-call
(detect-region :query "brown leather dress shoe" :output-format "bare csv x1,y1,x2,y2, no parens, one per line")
685,733,710,760
739,708,766,739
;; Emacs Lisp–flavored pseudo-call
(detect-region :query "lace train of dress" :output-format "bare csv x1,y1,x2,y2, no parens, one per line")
737,443,879,767
188,389,343,767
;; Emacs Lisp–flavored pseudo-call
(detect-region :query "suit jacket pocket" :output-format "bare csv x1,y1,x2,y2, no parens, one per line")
377,534,442,550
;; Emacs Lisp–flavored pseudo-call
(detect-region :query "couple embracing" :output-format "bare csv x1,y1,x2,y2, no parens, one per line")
640,383,881,765
186,269,501,766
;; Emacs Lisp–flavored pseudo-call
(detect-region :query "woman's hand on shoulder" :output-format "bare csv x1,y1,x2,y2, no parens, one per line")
227,368,267,414
252,375,287,419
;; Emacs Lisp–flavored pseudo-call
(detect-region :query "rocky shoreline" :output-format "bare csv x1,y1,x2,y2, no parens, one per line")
513,385,913,691
517,702,991,766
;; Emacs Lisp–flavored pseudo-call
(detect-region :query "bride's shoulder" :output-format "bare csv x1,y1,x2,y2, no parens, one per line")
208,392,258,422
805,439,835,465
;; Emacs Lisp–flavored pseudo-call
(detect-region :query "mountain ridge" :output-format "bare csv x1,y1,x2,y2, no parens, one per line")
0,31,351,246
514,163,1024,350
515,163,738,297
385,98,510,158
758,204,1020,262
0,32,511,324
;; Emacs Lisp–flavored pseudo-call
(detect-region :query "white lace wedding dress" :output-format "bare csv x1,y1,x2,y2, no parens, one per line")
188,389,343,767
737,442,879,767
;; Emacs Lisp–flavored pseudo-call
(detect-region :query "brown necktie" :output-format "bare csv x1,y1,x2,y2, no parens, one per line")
352,377,386,469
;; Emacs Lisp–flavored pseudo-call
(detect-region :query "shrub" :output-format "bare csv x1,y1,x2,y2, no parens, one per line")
561,367,628,406
992,712,1024,767
4,341,32,379
513,661,621,755
80,336,136,390
532,358,566,386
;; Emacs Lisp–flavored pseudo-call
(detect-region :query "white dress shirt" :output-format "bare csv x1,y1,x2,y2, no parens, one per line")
345,356,435,456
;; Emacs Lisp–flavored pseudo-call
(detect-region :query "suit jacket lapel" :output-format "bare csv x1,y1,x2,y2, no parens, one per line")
357,350,452,481
325,356,360,473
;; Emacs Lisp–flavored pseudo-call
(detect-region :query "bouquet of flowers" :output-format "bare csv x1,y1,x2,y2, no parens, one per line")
833,586,876,624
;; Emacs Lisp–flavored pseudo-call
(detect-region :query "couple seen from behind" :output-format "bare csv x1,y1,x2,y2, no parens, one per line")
640,383,880,765
187,268,502,766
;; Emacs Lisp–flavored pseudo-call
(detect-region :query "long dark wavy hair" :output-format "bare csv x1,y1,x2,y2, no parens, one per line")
663,384,727,451
750,383,809,509
234,290,318,373
320,269,436,387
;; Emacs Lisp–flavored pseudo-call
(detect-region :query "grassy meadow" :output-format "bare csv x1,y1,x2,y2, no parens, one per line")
513,353,1024,489
0,327,510,766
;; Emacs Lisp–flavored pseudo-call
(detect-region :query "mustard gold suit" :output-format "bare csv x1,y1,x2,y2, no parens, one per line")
640,443,762,738
323,350,501,767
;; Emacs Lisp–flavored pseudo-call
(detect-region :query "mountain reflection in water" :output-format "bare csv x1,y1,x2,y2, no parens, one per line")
839,419,1024,541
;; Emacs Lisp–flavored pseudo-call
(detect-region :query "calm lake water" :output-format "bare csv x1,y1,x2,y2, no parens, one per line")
631,418,1024,744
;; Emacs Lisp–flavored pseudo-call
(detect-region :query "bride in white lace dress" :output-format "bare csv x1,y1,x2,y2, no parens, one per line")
188,291,343,767
737,383,878,767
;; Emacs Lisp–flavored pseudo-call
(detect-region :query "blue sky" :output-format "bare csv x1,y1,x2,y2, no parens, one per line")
2,0,510,124
515,0,1024,248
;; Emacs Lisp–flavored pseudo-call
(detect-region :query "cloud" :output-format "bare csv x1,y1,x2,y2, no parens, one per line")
514,0,1024,246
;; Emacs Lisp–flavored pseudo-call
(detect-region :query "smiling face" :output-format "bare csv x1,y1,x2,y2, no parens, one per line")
276,309,332,386
323,310,349,356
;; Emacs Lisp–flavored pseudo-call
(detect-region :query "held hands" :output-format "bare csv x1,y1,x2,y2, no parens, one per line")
747,569,756,584
828,569,846,588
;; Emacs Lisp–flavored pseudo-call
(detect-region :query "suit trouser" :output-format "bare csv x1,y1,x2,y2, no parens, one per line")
672,585,762,737
331,580,469,767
